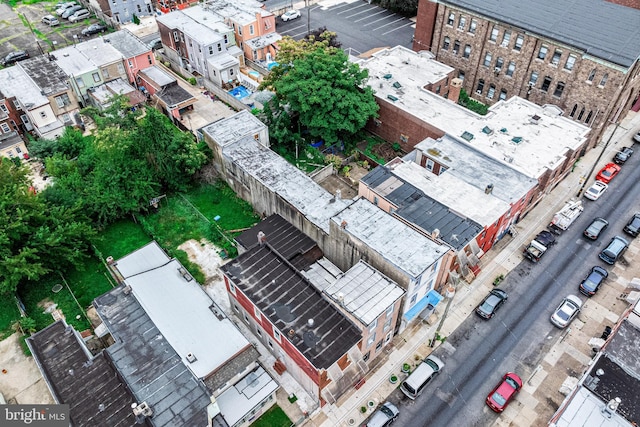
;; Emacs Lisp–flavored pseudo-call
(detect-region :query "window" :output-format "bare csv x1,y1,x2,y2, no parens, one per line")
435,85,441,94
400,134,408,143
554,81,565,97
541,76,552,92
458,16,466,30
501,30,511,47
230,69,234,75
238,26,242,35
585,110,593,124
373,196,378,206
375,340,383,352
442,36,450,50
383,317,393,332
577,107,585,121
217,43,222,52
409,294,417,305
256,328,262,337
599,73,608,87
128,59,133,69
243,313,249,323
529,71,539,85
254,306,261,319
458,70,465,81
363,351,370,362
367,332,376,347
0,123,9,133
483,52,492,66
506,61,515,77
476,79,485,94
426,158,435,171
489,26,498,42
452,40,460,54
570,104,578,117
273,328,281,342
13,100,21,109
136,3,141,12
469,19,477,34
499,89,507,100
147,54,152,65
369,319,378,333
117,63,125,74
229,282,236,294
268,339,273,349
386,305,394,318
463,44,471,58
564,54,576,71
249,25,254,35
495,57,504,71
173,31,179,42
75,77,85,88
487,84,496,99
208,46,213,55
447,12,454,25
39,111,47,119
55,94,70,108
537,45,548,60
233,304,239,313
514,34,524,51
587,68,596,82
224,34,228,44
62,113,71,124
0,103,7,113
102,67,110,78
551,49,562,66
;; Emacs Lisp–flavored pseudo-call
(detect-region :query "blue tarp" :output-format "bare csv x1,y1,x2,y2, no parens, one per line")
403,289,444,321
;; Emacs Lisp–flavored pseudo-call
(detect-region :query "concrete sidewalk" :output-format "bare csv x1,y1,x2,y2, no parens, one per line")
304,111,640,427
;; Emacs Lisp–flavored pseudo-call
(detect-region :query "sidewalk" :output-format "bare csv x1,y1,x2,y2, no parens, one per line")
304,110,640,427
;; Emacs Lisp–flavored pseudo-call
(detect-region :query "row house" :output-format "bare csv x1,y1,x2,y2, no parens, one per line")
0,90,28,159
103,29,157,86
137,65,196,119
92,0,155,23
413,0,640,148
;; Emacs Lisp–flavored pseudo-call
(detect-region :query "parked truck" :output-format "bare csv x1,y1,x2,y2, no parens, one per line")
548,199,584,234
524,230,557,262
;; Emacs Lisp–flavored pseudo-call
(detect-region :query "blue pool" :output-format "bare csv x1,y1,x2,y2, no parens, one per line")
229,86,251,99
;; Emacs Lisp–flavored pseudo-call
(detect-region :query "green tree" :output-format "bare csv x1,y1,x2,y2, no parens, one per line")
28,127,88,160
0,158,95,295
270,48,378,145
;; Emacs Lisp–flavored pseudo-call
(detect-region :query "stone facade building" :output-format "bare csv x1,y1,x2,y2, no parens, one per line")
413,0,640,148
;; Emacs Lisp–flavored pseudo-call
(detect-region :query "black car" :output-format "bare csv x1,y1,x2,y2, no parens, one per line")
613,146,633,164
475,289,508,319
2,50,30,67
584,217,609,240
623,213,640,237
81,23,108,36
579,266,608,296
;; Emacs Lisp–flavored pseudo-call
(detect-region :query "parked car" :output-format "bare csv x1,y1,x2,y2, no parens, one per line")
41,15,60,26
56,2,76,16
583,181,608,201
2,50,30,67
148,37,163,50
623,213,640,237
584,217,609,240
595,163,621,184
599,236,629,265
613,146,633,165
550,295,582,328
633,130,640,144
281,9,301,21
363,402,399,427
68,9,90,22
579,266,608,296
486,372,522,412
475,289,508,319
400,355,444,400
81,23,107,36
61,4,82,18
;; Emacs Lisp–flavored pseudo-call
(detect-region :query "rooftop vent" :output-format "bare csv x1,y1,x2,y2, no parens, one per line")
482,126,493,135
602,397,621,418
132,402,153,418
341,220,347,229
186,352,197,363
529,115,541,125
257,230,266,246
485,184,494,194
123,285,132,295
387,94,398,102
209,304,224,320
307,318,315,328
461,131,474,142
383,73,392,80
287,328,295,338
178,267,193,282
392,81,402,89
431,229,440,239
511,136,523,144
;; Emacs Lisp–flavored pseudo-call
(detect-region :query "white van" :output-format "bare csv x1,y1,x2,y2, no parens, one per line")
400,355,444,400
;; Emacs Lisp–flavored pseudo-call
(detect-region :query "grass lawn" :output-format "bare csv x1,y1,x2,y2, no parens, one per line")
250,405,291,427
93,219,152,260
0,296,21,340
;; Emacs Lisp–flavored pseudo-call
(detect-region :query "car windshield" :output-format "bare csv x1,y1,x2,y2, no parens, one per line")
602,169,613,177
505,377,519,390
380,406,394,417
481,295,500,311
491,391,507,406
556,306,572,321
424,359,439,370
587,187,599,195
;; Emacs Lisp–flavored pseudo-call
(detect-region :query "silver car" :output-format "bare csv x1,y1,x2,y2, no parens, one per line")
363,402,399,427
550,295,582,328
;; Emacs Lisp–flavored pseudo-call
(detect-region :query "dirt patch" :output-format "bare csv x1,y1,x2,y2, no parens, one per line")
178,239,225,286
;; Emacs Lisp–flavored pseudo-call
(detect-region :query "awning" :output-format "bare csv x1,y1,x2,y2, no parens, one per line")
403,289,444,321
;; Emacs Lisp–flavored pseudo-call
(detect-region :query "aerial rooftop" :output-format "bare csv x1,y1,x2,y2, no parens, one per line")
0,65,48,109
357,46,591,179
18,55,69,96
332,198,449,279
202,109,267,147
54,38,124,76
103,29,152,58
439,0,640,67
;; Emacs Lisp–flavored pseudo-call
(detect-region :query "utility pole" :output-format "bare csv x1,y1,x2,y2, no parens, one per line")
576,121,621,198
306,0,310,36
430,285,456,347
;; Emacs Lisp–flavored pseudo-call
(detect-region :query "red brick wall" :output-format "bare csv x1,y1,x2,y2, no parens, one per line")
413,0,439,52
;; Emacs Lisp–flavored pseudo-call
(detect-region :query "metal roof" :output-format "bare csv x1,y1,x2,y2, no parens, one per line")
221,244,362,370
440,0,640,67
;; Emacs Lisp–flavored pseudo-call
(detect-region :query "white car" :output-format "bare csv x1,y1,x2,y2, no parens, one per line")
281,10,301,21
364,402,399,427
68,9,90,22
550,295,582,328
583,180,608,201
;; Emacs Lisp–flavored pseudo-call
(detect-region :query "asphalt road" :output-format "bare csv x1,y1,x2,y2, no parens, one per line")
274,1,414,57
388,133,640,426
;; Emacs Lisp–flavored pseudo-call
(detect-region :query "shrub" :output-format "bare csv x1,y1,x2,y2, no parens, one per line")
458,89,489,115
188,77,197,86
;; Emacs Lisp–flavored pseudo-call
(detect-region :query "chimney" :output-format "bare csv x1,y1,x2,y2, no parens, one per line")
341,220,347,229
448,78,463,103
485,184,494,194
307,318,315,328
257,231,266,246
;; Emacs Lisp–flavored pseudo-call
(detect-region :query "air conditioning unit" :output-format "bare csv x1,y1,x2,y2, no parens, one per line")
132,402,153,418
476,90,482,95
494,67,501,73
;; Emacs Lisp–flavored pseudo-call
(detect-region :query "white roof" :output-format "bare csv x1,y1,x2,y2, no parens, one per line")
54,39,123,76
0,66,48,109
358,46,591,179
183,20,224,45
203,109,265,147
139,65,175,86
324,260,405,326
551,386,630,427
115,242,250,379
332,198,449,278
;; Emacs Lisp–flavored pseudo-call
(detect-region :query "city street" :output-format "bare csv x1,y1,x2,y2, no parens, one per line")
275,0,414,57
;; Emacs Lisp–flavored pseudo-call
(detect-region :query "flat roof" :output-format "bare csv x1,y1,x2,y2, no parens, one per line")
114,241,251,379
221,244,362,369
362,163,484,247
27,321,139,427
221,136,353,233
358,46,591,179
440,0,640,68
324,260,405,327
0,66,48,109
94,286,210,427
203,0,269,26
103,29,151,58
183,20,224,45
138,65,175,87
18,55,69,96
331,198,449,278
54,39,123,76
202,109,265,147
551,386,630,427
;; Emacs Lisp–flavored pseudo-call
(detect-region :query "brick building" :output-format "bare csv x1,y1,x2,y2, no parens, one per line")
413,0,640,148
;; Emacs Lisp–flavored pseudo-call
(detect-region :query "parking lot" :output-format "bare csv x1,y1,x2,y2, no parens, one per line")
275,0,415,57
0,1,106,64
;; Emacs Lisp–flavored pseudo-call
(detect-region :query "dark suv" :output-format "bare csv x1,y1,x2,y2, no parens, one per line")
599,236,629,265
2,50,29,67
623,213,640,237
613,146,633,164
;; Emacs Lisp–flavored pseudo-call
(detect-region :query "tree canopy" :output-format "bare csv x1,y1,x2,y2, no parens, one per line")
263,47,378,146
0,158,95,294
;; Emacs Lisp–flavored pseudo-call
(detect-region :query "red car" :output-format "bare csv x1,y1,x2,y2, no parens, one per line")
486,372,522,412
595,163,621,184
